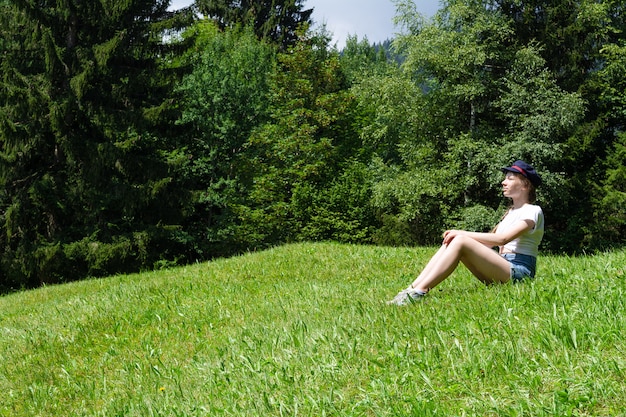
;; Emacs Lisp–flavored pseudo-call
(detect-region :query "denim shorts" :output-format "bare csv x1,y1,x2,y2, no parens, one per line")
501,253,537,282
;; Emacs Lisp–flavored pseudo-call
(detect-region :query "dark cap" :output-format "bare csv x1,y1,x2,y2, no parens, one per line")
501,160,542,187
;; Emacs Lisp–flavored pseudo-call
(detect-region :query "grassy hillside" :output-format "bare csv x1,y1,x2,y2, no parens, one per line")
1,243,625,416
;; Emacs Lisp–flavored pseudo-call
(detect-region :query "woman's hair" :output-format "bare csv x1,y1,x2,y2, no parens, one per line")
517,173,537,203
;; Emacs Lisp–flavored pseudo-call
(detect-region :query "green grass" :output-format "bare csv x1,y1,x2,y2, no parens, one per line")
1,242,625,416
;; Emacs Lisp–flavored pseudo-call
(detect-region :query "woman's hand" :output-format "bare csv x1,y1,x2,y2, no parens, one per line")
442,229,466,246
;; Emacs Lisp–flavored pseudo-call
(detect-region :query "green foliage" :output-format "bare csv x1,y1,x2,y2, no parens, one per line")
594,132,626,246
176,22,275,182
557,37,626,250
589,43,626,246
370,160,454,245
291,160,376,243
234,30,369,248
494,0,618,91
352,67,425,165
366,1,585,248
398,0,513,126
174,21,276,256
340,35,396,84
496,46,585,157
0,0,193,287
195,0,313,49
449,204,501,232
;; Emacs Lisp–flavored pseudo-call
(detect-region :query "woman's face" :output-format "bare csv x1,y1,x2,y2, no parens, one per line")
501,172,528,199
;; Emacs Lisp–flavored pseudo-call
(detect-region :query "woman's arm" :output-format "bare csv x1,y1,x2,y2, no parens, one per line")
443,220,535,248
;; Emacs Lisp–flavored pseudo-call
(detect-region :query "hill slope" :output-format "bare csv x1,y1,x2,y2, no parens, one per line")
1,243,625,416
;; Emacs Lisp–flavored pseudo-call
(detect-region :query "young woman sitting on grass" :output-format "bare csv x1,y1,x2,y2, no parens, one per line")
388,160,544,306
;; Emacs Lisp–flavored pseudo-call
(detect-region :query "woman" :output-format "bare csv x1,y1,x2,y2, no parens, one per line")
387,160,544,306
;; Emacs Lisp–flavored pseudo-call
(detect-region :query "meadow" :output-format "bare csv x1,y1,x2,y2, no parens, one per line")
1,242,625,416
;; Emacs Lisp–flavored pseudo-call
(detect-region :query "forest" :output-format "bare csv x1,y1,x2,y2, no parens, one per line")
1,0,625,290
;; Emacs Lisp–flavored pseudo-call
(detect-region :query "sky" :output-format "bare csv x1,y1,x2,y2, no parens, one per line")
168,0,441,48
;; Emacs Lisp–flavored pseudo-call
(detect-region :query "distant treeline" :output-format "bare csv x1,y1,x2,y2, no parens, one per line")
1,0,624,290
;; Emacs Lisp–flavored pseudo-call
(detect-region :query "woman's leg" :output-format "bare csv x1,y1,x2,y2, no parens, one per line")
407,244,448,288
410,235,511,292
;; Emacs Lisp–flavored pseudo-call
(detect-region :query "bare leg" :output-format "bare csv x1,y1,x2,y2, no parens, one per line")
410,235,511,292
407,245,448,288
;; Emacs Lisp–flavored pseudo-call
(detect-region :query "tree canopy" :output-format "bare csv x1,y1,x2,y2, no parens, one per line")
0,0,193,286
195,0,313,49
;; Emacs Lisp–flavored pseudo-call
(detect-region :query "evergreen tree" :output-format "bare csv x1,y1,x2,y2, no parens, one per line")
0,0,193,288
238,29,371,246
195,0,313,49
340,35,396,84
586,42,626,247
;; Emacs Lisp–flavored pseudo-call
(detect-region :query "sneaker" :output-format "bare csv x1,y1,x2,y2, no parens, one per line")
386,288,426,306
386,288,410,305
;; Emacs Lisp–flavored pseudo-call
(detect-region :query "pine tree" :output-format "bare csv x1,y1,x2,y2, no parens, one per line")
0,0,193,288
196,0,313,49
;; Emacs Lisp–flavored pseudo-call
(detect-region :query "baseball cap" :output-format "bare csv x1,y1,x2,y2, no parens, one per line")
501,160,542,187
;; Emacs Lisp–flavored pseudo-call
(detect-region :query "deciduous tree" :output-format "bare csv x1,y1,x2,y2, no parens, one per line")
174,22,275,256
366,0,584,247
